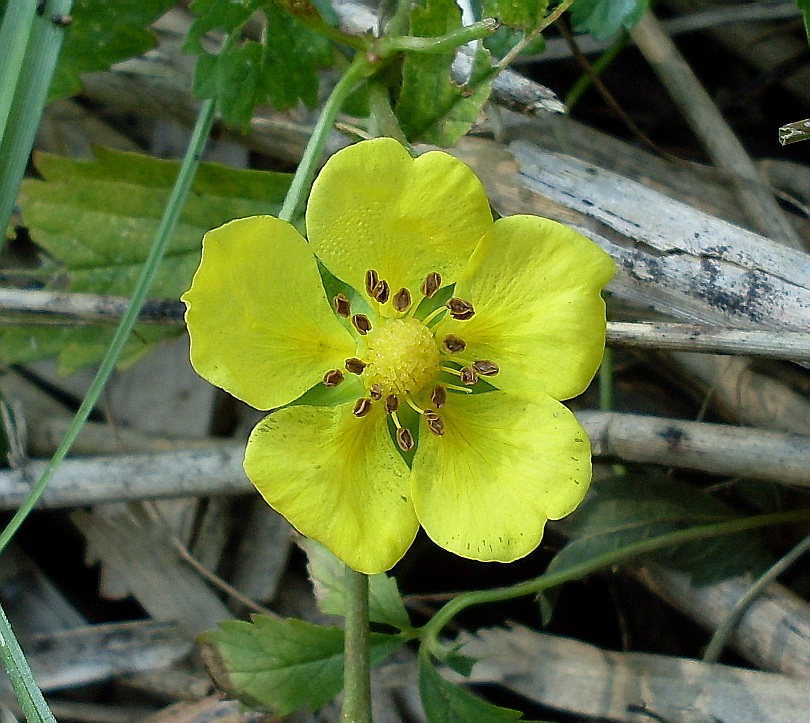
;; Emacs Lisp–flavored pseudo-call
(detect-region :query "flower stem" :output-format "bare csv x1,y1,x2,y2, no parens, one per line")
278,54,376,224
341,566,373,723
419,508,810,654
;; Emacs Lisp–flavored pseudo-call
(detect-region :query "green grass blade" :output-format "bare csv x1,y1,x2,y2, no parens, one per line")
0,601,55,723
0,0,73,237
0,97,217,555
0,1,38,146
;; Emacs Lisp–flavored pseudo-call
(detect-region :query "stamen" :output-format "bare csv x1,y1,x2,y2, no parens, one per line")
384,394,399,414
352,314,372,335
440,365,462,377
397,427,415,452
444,382,473,394
447,297,475,320
421,306,447,326
472,359,499,376
369,383,383,400
420,271,442,298
441,334,466,353
353,397,373,417
392,287,412,313
431,385,447,408
365,269,379,297
372,279,390,304
323,369,344,387
459,366,479,385
345,357,367,375
333,294,351,318
425,413,445,436
404,396,425,415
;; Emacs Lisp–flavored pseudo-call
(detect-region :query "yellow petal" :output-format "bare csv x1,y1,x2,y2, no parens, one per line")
435,216,614,400
306,138,492,296
244,403,418,574
182,216,356,410
411,390,591,563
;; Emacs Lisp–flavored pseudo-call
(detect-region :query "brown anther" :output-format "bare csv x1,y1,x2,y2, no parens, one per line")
472,359,499,376
392,287,412,312
365,269,379,296
384,394,399,414
397,427,415,452
423,409,440,421
369,383,383,400
345,357,367,375
323,369,344,387
426,413,446,436
352,314,372,335
447,297,475,320
459,366,479,385
442,334,466,353
420,271,442,298
333,294,351,318
352,397,373,418
431,385,447,408
372,279,390,304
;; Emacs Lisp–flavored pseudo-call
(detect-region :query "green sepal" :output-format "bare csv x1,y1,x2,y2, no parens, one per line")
302,539,413,631
570,0,649,41
6,148,290,375
419,648,528,722
548,473,773,590
201,615,404,715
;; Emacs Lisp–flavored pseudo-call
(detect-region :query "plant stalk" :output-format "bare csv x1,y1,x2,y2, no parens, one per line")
0,98,217,556
341,566,373,723
421,508,810,653
278,54,376,224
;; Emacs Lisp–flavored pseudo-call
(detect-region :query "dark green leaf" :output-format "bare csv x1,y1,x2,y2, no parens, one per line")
481,0,547,29
396,0,496,145
5,148,289,374
201,615,403,715
548,473,773,588
302,539,412,630
47,0,177,100
419,650,525,722
797,0,810,45
570,0,648,41
186,1,334,128
182,0,266,53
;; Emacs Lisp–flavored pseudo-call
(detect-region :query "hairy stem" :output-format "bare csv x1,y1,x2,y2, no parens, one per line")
341,567,373,723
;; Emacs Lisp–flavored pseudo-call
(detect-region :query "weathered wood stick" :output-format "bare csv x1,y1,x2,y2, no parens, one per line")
0,620,190,693
0,412,807,511
635,565,810,679
461,624,810,721
2,287,809,361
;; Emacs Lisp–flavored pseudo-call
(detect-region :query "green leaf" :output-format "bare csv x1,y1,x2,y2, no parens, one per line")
395,0,496,145
548,473,773,588
5,148,290,375
186,0,334,128
45,0,177,100
302,539,412,631
419,650,526,722
201,615,403,715
481,0,547,29
570,0,648,41
798,0,810,45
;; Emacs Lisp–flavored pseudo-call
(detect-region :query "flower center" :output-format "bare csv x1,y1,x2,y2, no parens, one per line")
365,318,440,396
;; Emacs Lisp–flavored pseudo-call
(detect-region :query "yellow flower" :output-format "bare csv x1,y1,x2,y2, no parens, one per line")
182,138,614,574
